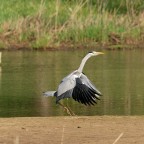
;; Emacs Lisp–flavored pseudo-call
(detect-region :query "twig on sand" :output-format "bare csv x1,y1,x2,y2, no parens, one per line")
14,136,19,144
61,125,65,144
112,133,124,144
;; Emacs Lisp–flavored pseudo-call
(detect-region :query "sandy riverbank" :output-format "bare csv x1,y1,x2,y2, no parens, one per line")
0,116,144,144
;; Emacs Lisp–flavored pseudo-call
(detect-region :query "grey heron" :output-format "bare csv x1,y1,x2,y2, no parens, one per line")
43,51,104,115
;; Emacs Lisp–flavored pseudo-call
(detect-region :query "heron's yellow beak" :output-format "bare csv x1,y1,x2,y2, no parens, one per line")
97,52,104,55
93,51,104,55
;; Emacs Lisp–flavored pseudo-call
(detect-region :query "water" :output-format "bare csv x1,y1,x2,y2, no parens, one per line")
0,49,144,117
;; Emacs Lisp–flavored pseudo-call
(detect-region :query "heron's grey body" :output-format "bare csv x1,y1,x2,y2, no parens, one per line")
43,51,103,106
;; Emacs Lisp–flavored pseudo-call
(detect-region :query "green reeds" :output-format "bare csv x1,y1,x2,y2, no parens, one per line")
0,0,144,49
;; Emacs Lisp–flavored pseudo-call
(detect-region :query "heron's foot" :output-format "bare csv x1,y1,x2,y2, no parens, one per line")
66,106,76,116
64,106,73,116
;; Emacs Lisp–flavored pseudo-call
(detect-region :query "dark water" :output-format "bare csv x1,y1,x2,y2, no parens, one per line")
0,49,144,117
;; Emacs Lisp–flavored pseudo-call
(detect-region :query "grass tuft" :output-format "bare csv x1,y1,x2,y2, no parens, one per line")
0,0,144,49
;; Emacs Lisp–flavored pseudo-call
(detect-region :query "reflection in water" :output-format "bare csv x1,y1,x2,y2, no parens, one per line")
0,50,144,117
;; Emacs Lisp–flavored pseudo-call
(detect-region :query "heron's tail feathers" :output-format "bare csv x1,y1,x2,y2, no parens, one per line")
43,91,56,97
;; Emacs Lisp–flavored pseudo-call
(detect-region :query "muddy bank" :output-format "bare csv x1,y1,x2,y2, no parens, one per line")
0,116,144,144
0,43,144,51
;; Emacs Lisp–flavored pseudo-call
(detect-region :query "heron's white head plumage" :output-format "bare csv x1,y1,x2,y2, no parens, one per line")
88,51,104,56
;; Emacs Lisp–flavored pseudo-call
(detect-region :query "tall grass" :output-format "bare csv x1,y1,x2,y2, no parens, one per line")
0,0,144,49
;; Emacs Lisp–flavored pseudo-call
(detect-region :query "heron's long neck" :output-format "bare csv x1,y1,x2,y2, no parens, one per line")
77,54,92,73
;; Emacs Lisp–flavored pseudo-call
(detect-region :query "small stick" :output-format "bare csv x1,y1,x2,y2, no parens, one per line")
14,136,19,144
112,133,123,144
61,125,65,144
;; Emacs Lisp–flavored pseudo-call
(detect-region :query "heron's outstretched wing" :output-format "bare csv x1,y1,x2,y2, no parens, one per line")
55,70,102,106
56,72,77,103
72,76,102,106
80,73,102,97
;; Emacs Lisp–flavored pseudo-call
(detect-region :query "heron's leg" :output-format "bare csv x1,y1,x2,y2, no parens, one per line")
58,102,73,116
66,105,76,116
65,99,76,116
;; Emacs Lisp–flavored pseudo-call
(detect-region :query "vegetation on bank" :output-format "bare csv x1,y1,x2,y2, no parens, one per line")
0,0,144,50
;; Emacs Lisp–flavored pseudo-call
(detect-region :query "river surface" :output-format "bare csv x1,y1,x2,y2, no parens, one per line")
0,49,144,117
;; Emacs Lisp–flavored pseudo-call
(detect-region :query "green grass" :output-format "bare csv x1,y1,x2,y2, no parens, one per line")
0,0,144,49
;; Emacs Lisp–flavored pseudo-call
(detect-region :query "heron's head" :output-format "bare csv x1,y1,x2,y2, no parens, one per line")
88,51,104,56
